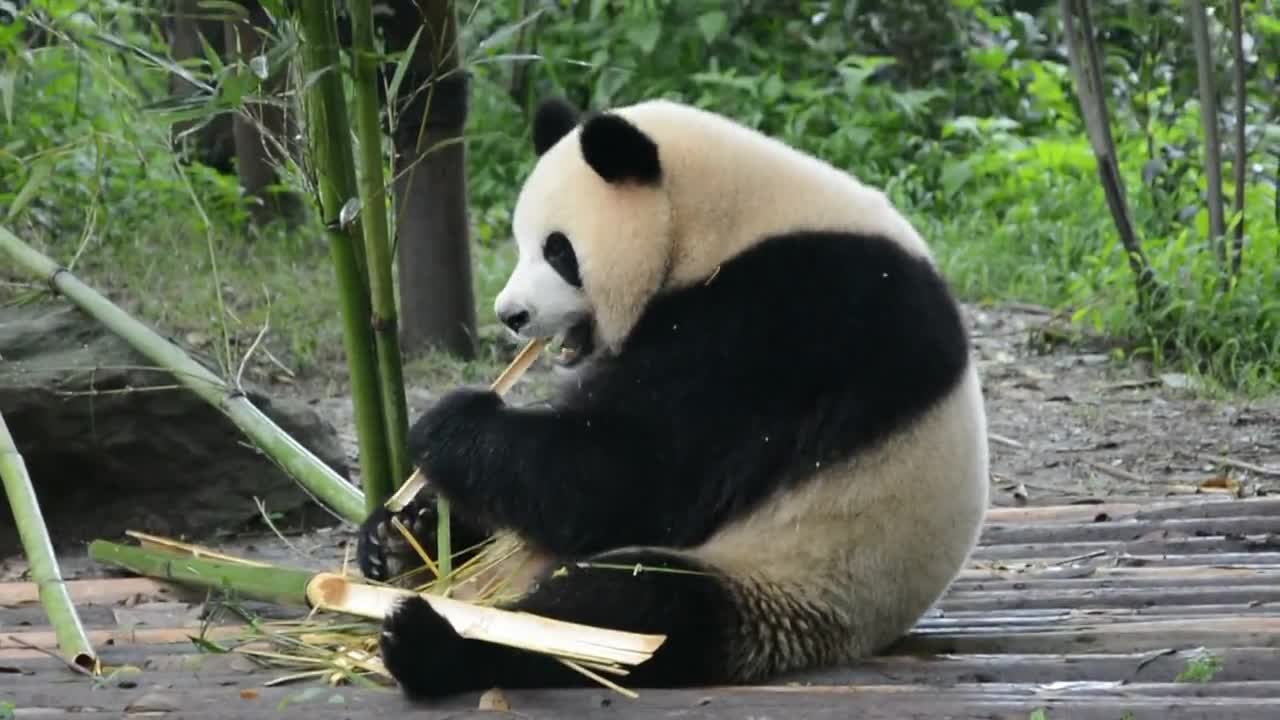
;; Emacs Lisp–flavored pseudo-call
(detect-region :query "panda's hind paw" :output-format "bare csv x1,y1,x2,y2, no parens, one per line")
380,595,476,699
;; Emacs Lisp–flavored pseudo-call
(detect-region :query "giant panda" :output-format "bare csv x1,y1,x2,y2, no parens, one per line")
357,96,990,700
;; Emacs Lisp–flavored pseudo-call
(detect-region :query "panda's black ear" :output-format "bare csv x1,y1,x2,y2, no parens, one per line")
579,112,662,185
532,98,580,156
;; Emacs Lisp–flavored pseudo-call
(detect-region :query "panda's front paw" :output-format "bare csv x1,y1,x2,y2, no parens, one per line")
356,501,438,583
406,387,504,501
381,596,482,699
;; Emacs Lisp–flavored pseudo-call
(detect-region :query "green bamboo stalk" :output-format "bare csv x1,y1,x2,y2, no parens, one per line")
0,410,98,672
348,0,411,491
0,227,366,522
293,0,395,515
89,540,314,607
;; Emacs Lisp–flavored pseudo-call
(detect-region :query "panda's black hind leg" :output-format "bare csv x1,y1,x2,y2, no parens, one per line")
355,494,489,583
379,547,743,699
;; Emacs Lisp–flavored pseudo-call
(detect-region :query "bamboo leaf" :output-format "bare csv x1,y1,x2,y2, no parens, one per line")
0,70,14,125
7,158,53,222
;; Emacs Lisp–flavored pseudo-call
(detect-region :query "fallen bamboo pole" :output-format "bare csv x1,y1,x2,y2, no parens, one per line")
0,410,98,673
0,226,366,523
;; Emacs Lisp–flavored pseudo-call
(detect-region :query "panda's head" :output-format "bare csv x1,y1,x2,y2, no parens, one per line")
493,98,674,370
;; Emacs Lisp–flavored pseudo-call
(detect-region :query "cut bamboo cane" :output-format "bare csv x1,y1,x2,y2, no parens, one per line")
0,410,98,673
385,337,546,513
292,0,395,517
0,226,366,523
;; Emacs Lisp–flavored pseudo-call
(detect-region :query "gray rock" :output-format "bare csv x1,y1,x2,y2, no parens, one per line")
0,301,353,556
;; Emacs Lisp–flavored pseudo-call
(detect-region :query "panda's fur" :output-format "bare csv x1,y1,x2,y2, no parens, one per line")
357,97,990,700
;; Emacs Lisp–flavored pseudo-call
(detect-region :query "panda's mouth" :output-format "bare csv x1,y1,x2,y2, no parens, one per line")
550,317,596,368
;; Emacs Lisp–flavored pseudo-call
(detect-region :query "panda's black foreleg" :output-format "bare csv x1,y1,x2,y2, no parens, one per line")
355,494,491,584
379,548,743,699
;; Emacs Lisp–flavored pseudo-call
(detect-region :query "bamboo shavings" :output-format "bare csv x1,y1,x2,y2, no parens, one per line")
125,530,273,567
0,410,99,675
384,337,547,513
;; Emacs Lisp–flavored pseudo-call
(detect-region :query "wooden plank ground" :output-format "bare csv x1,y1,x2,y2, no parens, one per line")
2,494,1279,719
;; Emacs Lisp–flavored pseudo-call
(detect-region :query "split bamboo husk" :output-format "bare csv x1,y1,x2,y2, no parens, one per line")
0,226,366,523
0,410,98,673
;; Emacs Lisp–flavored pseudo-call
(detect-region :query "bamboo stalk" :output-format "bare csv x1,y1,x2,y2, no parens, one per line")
293,0,395,515
1186,0,1227,267
349,0,412,494
0,410,98,673
0,226,366,523
1228,0,1248,276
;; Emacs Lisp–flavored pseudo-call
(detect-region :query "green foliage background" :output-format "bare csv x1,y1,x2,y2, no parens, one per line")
1,0,1278,393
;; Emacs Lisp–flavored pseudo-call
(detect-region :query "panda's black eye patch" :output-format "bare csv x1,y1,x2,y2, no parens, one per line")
543,232,582,287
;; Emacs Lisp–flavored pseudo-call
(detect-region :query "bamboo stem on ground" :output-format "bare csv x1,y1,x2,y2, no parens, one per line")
293,0,395,516
0,227,367,523
0,410,98,673
89,540,315,607
349,0,412,495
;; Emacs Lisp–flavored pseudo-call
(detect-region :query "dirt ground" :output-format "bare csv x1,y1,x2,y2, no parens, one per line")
2,301,1277,583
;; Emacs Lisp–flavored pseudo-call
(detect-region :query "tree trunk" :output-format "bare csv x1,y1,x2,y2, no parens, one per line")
166,0,235,173
383,0,478,360
224,1,305,227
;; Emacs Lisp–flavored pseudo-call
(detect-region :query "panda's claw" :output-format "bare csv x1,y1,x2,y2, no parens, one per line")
356,501,437,583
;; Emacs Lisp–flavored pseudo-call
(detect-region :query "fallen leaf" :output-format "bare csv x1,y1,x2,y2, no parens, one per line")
1199,475,1243,497
240,689,259,700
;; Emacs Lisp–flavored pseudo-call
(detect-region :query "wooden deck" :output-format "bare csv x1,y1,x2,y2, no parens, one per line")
3,494,1280,718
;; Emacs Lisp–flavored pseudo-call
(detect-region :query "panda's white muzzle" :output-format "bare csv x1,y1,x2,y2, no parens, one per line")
494,261,596,368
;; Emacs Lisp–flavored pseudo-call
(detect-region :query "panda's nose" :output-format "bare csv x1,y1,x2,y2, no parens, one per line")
499,308,530,333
